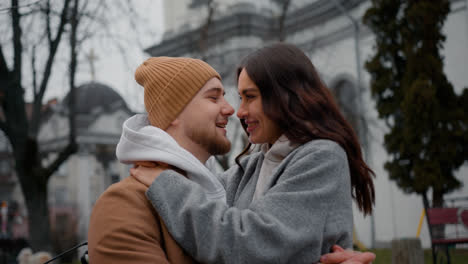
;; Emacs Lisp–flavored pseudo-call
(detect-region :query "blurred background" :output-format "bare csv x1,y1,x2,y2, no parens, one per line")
0,0,467,263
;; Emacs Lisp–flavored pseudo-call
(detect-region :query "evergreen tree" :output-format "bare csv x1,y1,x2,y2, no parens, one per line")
363,0,468,207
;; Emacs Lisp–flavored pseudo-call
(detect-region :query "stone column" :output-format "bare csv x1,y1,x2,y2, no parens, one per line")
76,144,94,242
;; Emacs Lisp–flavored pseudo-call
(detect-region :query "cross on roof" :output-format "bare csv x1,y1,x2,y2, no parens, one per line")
86,48,98,81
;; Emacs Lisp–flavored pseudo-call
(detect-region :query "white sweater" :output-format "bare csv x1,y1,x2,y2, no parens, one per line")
253,135,299,201
115,114,226,201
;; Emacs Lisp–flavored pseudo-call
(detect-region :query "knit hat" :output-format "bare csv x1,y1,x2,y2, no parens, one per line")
135,57,221,129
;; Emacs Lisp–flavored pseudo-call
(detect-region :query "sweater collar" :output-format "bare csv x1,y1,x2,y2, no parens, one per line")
260,135,299,162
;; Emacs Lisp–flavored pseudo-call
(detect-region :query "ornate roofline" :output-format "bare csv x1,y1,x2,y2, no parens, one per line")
145,0,366,57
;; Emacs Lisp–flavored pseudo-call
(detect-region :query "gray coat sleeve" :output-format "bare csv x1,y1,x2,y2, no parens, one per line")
146,142,353,264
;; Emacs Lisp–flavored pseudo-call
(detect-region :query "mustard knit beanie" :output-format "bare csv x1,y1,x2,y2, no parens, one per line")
135,57,221,129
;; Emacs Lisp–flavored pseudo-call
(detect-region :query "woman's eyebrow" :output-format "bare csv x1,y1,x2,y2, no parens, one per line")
239,88,257,95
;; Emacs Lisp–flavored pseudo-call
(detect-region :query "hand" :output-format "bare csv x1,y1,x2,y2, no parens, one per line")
130,162,170,187
134,161,159,168
320,245,375,264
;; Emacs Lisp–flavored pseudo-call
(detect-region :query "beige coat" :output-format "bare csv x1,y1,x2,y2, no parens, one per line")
88,176,197,263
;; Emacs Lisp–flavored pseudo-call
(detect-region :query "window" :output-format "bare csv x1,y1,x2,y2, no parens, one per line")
58,162,68,177
54,187,67,206
0,160,10,175
330,78,360,136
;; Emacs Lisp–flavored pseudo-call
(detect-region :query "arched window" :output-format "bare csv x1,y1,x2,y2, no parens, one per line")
329,76,361,138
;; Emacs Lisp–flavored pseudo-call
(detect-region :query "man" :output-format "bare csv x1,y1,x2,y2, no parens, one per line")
88,57,375,263
88,57,231,263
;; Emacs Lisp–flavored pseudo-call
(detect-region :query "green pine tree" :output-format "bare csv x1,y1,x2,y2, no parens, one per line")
363,0,468,208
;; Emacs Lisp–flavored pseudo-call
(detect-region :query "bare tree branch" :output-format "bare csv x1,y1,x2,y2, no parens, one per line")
12,0,22,82
17,5,42,16
76,0,104,44
68,0,79,143
198,0,215,60
44,142,77,181
43,0,81,183
0,0,43,13
45,0,52,44
116,0,138,30
0,46,8,120
30,0,71,137
90,8,134,74
31,45,37,95
76,0,90,21
0,45,9,80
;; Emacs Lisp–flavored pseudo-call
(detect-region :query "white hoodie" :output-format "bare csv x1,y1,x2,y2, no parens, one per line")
116,114,226,202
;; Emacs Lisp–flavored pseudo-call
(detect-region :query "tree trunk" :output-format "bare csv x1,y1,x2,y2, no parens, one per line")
14,140,51,252
432,190,444,208
24,172,51,252
432,190,445,239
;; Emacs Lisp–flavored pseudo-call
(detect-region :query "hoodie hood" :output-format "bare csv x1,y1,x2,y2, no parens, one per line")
116,114,226,201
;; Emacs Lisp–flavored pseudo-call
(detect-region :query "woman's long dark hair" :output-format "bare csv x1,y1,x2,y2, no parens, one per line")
235,43,375,215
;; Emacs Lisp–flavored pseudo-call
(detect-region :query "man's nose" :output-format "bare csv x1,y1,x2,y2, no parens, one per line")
222,101,235,116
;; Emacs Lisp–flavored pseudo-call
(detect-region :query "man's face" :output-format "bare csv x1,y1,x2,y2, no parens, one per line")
176,77,235,156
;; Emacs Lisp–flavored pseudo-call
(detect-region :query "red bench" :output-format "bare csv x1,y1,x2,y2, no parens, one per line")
426,207,468,263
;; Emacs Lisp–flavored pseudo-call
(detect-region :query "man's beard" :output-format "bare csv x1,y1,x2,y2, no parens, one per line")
188,127,231,156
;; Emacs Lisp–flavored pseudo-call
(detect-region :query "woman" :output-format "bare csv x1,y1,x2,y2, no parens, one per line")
132,43,375,263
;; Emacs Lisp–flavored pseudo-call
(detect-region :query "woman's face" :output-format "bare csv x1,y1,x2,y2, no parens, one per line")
237,68,283,145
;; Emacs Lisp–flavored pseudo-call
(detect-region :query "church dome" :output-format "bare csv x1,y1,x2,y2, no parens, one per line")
63,82,128,114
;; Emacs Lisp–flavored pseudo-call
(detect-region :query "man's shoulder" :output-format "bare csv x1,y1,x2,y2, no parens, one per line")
105,176,147,193
95,176,148,206
88,176,172,263
90,176,159,229
88,176,163,246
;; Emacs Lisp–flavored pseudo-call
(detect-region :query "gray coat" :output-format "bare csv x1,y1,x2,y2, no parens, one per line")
146,139,353,264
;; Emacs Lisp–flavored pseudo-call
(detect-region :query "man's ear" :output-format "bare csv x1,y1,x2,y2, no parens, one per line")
165,118,180,137
170,118,180,127
166,118,180,132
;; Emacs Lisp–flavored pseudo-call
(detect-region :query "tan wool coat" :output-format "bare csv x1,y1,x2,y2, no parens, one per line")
88,176,198,264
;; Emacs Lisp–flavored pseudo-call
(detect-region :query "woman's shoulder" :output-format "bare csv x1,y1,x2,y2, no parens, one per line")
280,140,351,184
294,139,347,160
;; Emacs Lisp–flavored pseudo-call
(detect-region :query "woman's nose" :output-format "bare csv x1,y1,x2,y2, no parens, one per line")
237,102,247,119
